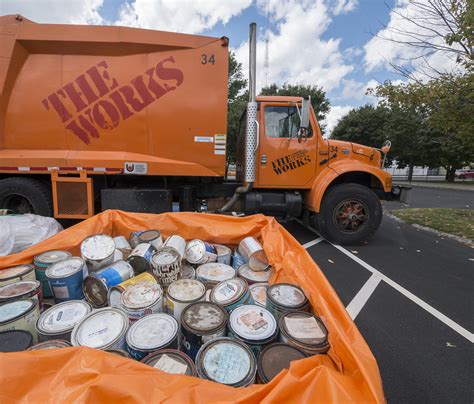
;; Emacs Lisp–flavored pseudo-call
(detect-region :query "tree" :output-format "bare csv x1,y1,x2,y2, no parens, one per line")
260,83,331,134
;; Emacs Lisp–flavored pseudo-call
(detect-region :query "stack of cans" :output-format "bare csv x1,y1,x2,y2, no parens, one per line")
0,230,330,386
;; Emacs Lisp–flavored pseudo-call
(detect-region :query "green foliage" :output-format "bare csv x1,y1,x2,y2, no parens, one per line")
444,0,473,70
260,83,331,133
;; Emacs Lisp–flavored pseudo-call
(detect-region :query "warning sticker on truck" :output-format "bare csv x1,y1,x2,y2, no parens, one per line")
124,162,148,175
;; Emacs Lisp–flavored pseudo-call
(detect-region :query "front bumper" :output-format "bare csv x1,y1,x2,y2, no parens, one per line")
390,185,412,204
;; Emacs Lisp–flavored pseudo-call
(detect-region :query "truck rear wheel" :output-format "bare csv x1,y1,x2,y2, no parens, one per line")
317,183,382,245
0,177,53,217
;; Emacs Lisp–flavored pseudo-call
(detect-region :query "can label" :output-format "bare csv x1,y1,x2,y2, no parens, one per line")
131,243,154,261
96,266,126,288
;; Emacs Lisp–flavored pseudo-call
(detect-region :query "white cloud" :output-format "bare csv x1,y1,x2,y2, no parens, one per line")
237,0,354,93
116,0,252,34
0,0,104,25
332,0,358,15
322,105,353,135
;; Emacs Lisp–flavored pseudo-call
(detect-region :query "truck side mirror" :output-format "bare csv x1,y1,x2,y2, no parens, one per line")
300,97,310,130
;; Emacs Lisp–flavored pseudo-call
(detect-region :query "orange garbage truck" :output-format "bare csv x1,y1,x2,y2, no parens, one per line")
0,15,410,244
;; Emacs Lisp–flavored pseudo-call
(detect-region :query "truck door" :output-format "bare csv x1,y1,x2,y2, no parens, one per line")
256,102,317,188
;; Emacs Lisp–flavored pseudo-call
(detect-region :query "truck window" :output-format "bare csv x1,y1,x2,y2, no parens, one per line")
264,106,312,138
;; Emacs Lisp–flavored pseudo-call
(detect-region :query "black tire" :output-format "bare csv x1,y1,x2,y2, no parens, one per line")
0,177,53,217
317,183,382,245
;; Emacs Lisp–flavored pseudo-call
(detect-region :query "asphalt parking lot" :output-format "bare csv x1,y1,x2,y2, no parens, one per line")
282,186,474,403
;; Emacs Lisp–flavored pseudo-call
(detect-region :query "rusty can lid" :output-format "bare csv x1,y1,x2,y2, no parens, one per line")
141,349,196,376
27,340,72,350
257,343,307,383
0,264,34,281
83,276,108,307
137,230,161,243
267,283,308,309
196,263,235,283
181,301,227,334
168,279,205,303
0,280,40,300
249,283,269,307
180,264,196,279
279,311,328,347
121,282,163,310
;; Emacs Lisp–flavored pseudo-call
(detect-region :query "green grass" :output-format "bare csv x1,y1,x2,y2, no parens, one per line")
392,208,474,240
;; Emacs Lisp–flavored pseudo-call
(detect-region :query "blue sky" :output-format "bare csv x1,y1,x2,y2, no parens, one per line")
2,0,443,132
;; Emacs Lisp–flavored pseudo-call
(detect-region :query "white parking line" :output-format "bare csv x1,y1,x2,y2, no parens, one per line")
302,237,324,249
346,273,382,320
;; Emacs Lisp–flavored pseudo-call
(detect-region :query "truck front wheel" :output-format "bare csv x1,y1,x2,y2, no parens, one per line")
0,177,53,217
317,183,382,245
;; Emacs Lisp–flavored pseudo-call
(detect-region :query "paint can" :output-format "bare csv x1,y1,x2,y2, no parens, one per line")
127,243,156,274
71,307,129,350
238,263,273,285
0,299,40,343
214,244,232,265
279,311,329,355
128,231,144,249
80,234,116,272
34,250,72,298
210,277,253,312
0,330,33,352
114,236,131,250
232,250,247,271
27,340,72,350
107,272,158,308
141,349,197,376
228,304,278,356
36,300,92,342
238,237,270,272
151,249,181,287
83,260,134,307
185,240,217,265
137,229,163,250
266,283,310,319
126,313,179,360
0,280,43,309
162,235,186,260
195,337,256,387
180,263,196,280
105,348,131,358
45,257,88,303
166,279,206,323
120,282,163,322
113,249,124,262
181,301,227,361
0,264,36,287
257,343,307,383
196,263,235,285
203,282,214,302
249,283,269,307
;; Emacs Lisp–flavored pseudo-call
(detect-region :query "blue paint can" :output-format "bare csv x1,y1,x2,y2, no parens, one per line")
45,257,87,303
232,251,247,270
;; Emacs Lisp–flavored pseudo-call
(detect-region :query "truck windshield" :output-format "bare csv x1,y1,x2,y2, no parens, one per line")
264,106,312,138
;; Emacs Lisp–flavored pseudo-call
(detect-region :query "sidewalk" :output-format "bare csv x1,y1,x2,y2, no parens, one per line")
394,180,474,191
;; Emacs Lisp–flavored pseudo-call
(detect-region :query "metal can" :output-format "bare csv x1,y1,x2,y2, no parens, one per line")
203,282,214,302
137,230,163,250
0,280,42,309
238,237,270,272
166,279,206,323
108,272,158,308
210,278,253,312
80,234,116,272
195,337,256,387
266,283,310,319
249,283,269,307
180,263,196,280
141,349,197,376
257,343,307,383
120,282,163,322
83,260,134,307
238,263,273,285
128,231,144,249
0,264,36,287
71,307,129,350
185,240,217,265
228,304,278,356
34,250,72,298
0,330,33,352
162,235,186,260
151,249,181,287
27,340,72,350
126,313,179,360
0,299,40,344
105,348,131,358
113,236,131,250
127,243,156,274
36,300,92,342
181,301,227,361
279,311,329,355
214,244,232,265
232,250,247,271
113,249,124,262
196,263,235,285
45,257,88,303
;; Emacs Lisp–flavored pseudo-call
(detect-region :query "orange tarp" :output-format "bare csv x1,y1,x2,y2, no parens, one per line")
0,210,385,403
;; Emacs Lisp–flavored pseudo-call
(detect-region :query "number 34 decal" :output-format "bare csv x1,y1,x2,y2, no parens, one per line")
201,54,215,65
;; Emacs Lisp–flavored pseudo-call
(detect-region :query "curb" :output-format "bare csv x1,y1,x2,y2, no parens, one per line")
394,182,474,192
